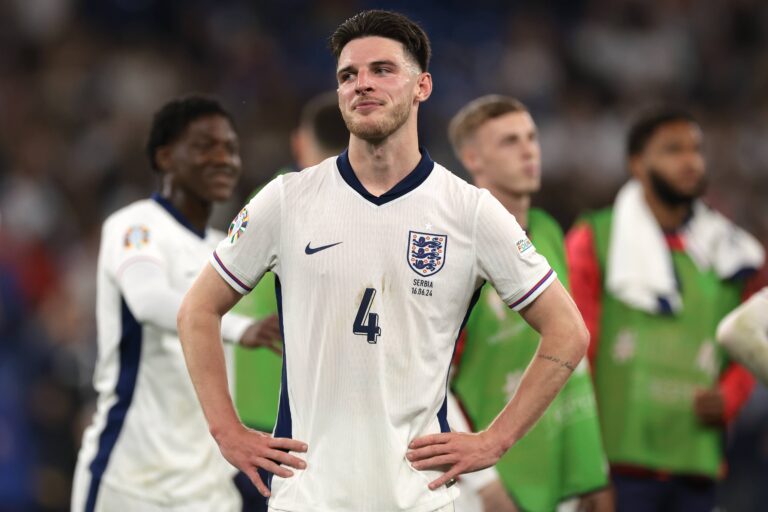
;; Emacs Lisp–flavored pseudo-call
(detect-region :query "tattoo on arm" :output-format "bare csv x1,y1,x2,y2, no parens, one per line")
538,354,576,372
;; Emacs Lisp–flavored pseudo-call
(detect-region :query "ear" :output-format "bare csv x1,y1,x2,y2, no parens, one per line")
155,146,172,173
414,72,433,103
459,143,481,177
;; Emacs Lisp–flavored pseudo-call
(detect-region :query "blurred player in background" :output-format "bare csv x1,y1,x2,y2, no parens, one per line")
448,95,612,512
71,96,281,512
233,91,349,436
566,108,765,511
717,286,768,385
178,10,588,512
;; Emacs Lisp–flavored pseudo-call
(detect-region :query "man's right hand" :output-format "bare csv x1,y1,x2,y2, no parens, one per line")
240,314,283,354
214,423,308,497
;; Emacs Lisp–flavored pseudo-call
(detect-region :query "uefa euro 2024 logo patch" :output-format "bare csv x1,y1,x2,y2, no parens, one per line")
228,207,249,244
124,225,150,249
516,237,533,254
408,231,447,277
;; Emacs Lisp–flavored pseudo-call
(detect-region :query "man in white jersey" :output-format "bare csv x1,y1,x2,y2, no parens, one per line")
71,96,281,512
178,10,589,512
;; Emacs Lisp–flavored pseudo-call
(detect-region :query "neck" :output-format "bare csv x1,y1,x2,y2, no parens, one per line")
347,118,421,196
160,179,211,233
643,187,691,231
485,184,531,228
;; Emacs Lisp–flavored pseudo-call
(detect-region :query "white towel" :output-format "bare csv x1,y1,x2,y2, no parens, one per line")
606,180,764,314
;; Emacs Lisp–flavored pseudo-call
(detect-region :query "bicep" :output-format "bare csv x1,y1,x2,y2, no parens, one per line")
518,280,585,338
184,262,244,316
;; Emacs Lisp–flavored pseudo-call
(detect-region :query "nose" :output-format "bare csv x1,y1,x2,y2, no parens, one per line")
355,68,374,94
210,145,237,168
521,139,538,159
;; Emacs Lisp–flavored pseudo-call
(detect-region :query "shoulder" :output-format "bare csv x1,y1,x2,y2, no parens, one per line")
281,156,337,190
429,162,488,208
102,199,159,234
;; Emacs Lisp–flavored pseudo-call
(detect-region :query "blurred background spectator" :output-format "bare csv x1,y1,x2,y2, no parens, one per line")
0,1,766,510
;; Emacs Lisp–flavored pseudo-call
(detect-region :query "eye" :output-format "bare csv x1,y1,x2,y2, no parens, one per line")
192,140,213,150
339,72,354,83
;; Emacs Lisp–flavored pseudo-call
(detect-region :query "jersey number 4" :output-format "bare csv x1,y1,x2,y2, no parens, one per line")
354,288,381,344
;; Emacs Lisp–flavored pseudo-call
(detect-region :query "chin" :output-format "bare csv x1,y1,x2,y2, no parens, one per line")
208,188,235,203
349,122,392,141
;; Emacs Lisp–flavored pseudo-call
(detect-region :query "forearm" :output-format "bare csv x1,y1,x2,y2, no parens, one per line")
486,330,586,450
178,286,242,437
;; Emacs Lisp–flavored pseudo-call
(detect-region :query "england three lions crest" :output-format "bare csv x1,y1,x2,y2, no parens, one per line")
408,231,447,277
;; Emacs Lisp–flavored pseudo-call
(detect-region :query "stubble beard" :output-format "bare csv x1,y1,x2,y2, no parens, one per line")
343,98,412,142
648,166,707,207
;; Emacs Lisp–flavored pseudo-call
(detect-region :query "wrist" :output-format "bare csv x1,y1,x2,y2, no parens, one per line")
482,425,515,455
209,416,244,443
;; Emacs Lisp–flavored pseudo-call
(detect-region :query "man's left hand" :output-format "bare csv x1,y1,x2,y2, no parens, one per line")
406,431,505,490
693,388,726,427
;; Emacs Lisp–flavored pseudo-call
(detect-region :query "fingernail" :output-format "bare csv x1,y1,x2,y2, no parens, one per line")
302,444,308,451
412,462,421,469
405,451,412,459
300,461,306,469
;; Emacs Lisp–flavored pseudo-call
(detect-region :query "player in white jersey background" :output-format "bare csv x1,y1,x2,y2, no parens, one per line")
178,10,589,512
71,96,281,512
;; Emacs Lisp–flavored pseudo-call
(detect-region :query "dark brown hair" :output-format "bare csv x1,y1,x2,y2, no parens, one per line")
329,10,431,72
627,108,697,157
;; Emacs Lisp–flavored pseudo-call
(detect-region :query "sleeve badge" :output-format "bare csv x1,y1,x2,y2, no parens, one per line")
124,225,150,249
228,207,249,244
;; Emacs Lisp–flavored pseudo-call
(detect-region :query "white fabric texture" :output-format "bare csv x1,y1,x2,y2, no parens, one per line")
717,287,768,385
606,180,764,314
119,259,252,343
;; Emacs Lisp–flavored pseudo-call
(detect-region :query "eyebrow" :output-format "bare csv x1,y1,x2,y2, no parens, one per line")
337,59,400,77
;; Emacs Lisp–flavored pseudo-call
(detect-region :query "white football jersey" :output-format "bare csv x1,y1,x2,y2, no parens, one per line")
212,151,555,512
73,195,242,510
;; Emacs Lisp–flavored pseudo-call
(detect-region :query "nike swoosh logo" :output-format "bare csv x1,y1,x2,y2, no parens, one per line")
305,241,342,255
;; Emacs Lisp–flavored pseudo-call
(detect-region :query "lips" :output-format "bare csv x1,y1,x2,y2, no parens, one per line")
206,167,238,184
353,100,384,111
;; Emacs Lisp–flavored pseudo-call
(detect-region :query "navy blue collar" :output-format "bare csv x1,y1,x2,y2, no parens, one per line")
151,193,206,239
336,147,434,206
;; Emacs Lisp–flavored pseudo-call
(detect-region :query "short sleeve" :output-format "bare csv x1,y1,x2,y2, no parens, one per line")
211,176,282,294
474,192,556,311
106,217,165,280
